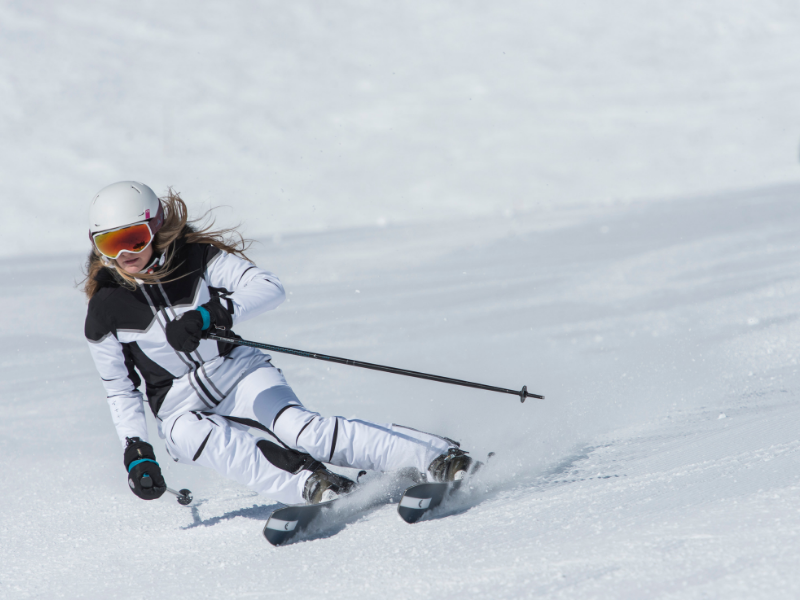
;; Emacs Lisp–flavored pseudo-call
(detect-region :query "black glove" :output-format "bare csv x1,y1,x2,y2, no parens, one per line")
124,437,166,500
165,298,233,353
165,310,204,353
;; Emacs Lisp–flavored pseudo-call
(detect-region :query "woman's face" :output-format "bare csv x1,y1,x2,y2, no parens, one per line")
115,244,154,274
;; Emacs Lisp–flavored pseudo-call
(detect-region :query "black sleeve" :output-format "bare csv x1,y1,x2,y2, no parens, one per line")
84,292,114,342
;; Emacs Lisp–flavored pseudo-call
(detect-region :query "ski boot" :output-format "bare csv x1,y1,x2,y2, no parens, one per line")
427,447,474,482
303,467,357,504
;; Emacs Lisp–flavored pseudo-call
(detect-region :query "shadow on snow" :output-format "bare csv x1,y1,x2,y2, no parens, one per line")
182,500,282,529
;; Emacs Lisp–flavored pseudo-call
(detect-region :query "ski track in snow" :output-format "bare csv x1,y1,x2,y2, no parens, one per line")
2,187,800,598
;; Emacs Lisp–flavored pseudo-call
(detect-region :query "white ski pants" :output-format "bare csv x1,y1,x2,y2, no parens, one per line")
162,359,452,505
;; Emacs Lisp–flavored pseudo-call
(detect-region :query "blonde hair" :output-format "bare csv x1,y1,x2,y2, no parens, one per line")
83,189,253,298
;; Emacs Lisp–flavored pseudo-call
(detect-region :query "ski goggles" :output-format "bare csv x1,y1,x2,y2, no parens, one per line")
92,221,155,259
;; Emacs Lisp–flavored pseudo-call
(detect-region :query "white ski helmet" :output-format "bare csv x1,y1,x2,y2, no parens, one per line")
88,181,164,237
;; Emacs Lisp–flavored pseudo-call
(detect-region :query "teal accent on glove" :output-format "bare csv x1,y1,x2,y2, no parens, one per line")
197,306,211,330
128,458,159,473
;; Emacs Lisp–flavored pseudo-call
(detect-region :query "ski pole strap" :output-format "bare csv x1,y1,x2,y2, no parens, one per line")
128,458,159,473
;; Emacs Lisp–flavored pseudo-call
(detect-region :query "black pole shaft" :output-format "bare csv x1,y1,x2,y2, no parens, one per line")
208,334,544,402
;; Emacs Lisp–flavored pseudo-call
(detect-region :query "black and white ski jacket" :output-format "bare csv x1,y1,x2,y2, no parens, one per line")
85,237,285,445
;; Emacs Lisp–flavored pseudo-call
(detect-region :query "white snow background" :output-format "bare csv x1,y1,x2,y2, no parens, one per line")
2,2,800,599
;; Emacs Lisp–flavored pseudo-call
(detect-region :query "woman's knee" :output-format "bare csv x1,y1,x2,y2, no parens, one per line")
251,385,302,429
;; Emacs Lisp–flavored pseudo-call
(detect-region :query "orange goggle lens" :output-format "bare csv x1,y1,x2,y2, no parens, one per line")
93,223,153,259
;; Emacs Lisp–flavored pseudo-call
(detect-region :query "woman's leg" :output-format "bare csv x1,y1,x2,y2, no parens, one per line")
216,363,455,475
272,406,453,474
163,410,314,505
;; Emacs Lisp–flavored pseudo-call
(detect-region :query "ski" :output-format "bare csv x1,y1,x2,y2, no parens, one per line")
263,496,340,546
265,477,464,544
397,480,462,524
397,452,493,524
264,457,492,543
263,469,420,546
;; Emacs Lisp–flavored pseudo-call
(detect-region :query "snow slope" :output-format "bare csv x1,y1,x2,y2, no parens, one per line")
2,184,800,598
3,1,800,257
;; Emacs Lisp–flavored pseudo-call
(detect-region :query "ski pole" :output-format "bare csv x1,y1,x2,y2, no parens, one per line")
166,487,193,506
142,474,193,505
208,334,544,402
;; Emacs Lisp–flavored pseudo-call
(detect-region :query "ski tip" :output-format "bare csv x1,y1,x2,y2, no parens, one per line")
397,481,458,524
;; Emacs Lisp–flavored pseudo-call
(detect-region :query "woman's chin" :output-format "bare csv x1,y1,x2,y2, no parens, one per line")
118,260,143,274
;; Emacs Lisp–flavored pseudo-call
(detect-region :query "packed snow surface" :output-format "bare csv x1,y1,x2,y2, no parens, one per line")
4,2,800,597
2,185,800,598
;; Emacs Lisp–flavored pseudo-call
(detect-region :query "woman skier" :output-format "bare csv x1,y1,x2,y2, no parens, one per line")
84,181,472,506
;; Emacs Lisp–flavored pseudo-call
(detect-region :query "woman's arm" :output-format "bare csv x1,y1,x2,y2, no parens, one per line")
203,246,286,325
85,304,149,447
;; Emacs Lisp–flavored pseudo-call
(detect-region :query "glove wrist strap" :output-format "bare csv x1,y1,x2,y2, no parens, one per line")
128,458,159,473
197,306,211,330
